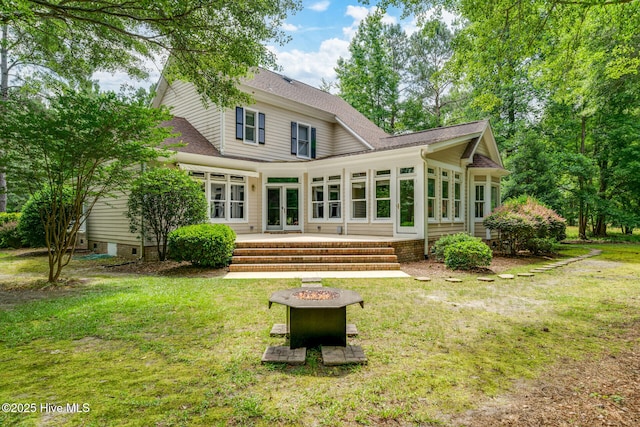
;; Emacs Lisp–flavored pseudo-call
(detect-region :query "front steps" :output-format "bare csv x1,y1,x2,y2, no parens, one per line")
229,241,401,272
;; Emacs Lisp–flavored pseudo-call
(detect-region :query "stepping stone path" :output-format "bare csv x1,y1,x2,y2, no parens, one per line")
445,278,463,283
498,274,515,279
477,277,495,282
415,276,431,282
517,273,535,277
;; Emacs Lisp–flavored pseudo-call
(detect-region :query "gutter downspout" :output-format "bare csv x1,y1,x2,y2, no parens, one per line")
420,149,429,258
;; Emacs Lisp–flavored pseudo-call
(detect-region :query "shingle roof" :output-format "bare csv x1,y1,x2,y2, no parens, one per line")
243,69,389,148
468,153,504,169
378,121,488,150
160,117,221,157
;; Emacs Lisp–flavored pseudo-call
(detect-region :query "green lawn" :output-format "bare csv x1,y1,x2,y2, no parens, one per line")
1,244,639,426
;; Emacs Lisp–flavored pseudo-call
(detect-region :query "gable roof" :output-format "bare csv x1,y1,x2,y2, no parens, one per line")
160,117,221,157
242,69,389,148
379,121,488,150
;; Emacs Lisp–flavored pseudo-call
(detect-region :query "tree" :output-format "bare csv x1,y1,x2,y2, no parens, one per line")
404,18,457,129
336,11,405,134
0,0,300,212
0,86,172,282
127,168,208,262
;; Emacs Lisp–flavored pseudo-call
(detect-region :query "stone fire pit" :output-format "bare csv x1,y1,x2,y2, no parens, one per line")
269,287,364,349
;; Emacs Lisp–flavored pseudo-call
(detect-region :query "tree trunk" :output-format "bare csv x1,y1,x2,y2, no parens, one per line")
0,24,9,213
578,116,588,240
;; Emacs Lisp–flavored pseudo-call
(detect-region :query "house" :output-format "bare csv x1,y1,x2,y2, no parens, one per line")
85,69,508,262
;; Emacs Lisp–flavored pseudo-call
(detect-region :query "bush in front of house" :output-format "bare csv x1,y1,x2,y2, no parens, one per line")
127,168,208,261
168,223,236,268
444,239,493,270
483,195,566,255
18,187,75,248
432,232,479,262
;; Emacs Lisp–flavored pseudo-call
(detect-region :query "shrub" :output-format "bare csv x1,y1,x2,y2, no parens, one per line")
432,233,479,262
168,223,236,268
0,221,23,248
127,168,208,261
0,212,21,225
483,195,566,255
18,187,75,248
444,240,493,270
524,238,558,255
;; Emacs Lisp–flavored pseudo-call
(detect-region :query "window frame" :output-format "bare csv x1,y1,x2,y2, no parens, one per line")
475,184,485,219
441,170,450,221
207,173,248,223
374,170,391,221
308,174,342,222
427,168,436,221
350,172,368,221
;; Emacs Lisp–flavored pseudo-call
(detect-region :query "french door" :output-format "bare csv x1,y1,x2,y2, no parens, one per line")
266,186,300,231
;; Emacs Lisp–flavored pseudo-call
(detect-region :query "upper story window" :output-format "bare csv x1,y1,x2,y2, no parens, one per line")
291,122,316,159
235,107,265,144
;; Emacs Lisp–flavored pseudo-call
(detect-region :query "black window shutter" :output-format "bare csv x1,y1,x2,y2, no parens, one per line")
290,122,297,155
258,113,266,144
311,127,317,159
235,107,244,140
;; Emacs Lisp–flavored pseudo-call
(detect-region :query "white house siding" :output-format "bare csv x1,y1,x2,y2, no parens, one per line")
159,81,222,150
427,144,467,167
474,139,492,158
347,222,394,237
332,125,370,156
427,222,466,241
86,192,137,246
224,102,340,161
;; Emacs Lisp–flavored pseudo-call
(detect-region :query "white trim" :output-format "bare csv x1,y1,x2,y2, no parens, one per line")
335,116,374,150
177,163,259,178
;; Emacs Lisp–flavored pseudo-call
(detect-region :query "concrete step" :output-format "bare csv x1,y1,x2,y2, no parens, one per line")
235,241,392,249
232,255,399,264
233,247,395,256
228,263,402,272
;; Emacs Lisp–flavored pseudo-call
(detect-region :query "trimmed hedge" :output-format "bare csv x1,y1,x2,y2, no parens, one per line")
0,212,21,224
444,240,493,270
432,232,479,262
168,224,236,268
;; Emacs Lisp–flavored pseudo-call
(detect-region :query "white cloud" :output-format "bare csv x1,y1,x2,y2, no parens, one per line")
309,1,330,12
342,5,398,40
271,37,350,88
281,22,300,32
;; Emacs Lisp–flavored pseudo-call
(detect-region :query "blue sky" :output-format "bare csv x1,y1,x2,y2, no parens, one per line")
95,1,450,91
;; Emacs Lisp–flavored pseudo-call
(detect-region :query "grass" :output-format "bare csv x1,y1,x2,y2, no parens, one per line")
1,243,640,426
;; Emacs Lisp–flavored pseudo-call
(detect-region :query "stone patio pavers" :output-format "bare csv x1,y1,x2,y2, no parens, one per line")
261,346,306,365
322,345,367,366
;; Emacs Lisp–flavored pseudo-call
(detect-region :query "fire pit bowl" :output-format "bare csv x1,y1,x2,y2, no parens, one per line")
269,287,364,349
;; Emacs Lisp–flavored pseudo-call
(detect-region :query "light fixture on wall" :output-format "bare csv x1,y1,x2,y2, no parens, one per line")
251,184,256,191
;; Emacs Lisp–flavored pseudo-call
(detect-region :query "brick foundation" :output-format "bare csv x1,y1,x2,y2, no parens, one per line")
390,239,425,263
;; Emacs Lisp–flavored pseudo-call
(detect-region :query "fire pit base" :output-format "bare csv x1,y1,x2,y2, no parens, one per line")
270,323,359,337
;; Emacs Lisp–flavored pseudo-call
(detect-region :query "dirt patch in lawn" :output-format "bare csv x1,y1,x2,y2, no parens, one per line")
447,335,640,427
100,259,228,278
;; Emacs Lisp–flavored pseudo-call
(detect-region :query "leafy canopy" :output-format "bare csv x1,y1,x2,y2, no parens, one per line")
0,86,173,282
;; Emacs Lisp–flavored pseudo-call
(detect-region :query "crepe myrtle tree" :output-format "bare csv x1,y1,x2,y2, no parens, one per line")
0,86,173,283
127,168,208,261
